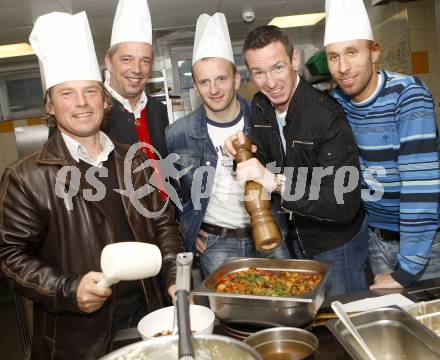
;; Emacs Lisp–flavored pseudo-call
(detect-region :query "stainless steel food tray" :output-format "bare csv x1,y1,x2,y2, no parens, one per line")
327,306,440,360
192,258,330,327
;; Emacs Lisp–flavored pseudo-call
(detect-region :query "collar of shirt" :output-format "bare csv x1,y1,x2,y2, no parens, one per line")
273,74,299,153
275,110,287,127
61,131,115,167
351,70,384,106
275,111,287,153
104,80,148,118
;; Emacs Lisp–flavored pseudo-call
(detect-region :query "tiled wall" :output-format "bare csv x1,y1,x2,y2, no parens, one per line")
370,0,440,126
407,1,440,125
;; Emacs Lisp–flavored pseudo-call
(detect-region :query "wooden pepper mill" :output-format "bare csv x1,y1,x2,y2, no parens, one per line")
232,136,282,252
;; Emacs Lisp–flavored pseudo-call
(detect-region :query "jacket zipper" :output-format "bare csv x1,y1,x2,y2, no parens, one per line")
292,140,314,147
282,205,335,223
280,206,307,257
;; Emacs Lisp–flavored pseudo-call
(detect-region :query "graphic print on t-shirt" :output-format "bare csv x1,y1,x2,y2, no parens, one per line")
203,113,250,228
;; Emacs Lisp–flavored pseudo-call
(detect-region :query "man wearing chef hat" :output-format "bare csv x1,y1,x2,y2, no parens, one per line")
324,0,440,289
103,0,168,197
166,13,289,277
0,11,183,359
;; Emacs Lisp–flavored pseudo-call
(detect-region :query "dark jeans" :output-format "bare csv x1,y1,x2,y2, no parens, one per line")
294,218,369,296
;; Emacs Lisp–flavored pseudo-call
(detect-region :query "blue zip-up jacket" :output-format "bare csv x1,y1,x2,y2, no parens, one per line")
165,95,288,251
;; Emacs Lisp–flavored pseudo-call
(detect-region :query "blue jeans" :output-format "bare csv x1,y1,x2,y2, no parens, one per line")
294,219,369,296
199,233,290,278
368,228,440,280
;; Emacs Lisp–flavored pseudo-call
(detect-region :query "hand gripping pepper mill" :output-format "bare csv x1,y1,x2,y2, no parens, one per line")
232,136,282,252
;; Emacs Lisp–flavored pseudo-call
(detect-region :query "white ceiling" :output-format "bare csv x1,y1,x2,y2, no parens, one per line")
0,0,327,50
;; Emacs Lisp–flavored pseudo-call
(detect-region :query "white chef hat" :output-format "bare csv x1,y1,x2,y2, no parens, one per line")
29,11,101,90
110,0,152,46
192,12,234,65
324,0,374,47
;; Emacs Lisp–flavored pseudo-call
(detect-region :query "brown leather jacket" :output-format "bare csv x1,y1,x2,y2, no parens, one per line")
0,129,184,359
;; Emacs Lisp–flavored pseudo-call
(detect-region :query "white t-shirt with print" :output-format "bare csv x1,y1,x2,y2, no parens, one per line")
203,114,250,229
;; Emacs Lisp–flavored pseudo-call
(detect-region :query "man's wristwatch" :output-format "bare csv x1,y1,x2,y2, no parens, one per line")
274,173,286,194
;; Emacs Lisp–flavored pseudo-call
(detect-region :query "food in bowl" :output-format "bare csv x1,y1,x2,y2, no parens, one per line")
153,329,196,337
137,305,215,340
214,267,321,297
153,329,172,337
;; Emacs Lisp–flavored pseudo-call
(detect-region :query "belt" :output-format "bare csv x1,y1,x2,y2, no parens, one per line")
200,222,252,239
369,226,400,241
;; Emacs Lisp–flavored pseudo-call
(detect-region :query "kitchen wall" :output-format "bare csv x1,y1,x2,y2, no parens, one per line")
369,0,440,126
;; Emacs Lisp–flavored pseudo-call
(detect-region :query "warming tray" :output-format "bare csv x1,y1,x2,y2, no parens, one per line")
192,258,330,327
327,306,440,360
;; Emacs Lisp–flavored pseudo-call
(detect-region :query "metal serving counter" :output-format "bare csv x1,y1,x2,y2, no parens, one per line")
214,277,440,359
110,278,440,359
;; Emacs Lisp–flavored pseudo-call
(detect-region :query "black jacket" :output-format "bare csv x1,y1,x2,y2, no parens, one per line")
250,78,364,256
102,96,169,158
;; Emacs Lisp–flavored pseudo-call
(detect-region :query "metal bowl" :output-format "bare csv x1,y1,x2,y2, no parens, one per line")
100,334,263,359
193,258,330,327
244,327,319,360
